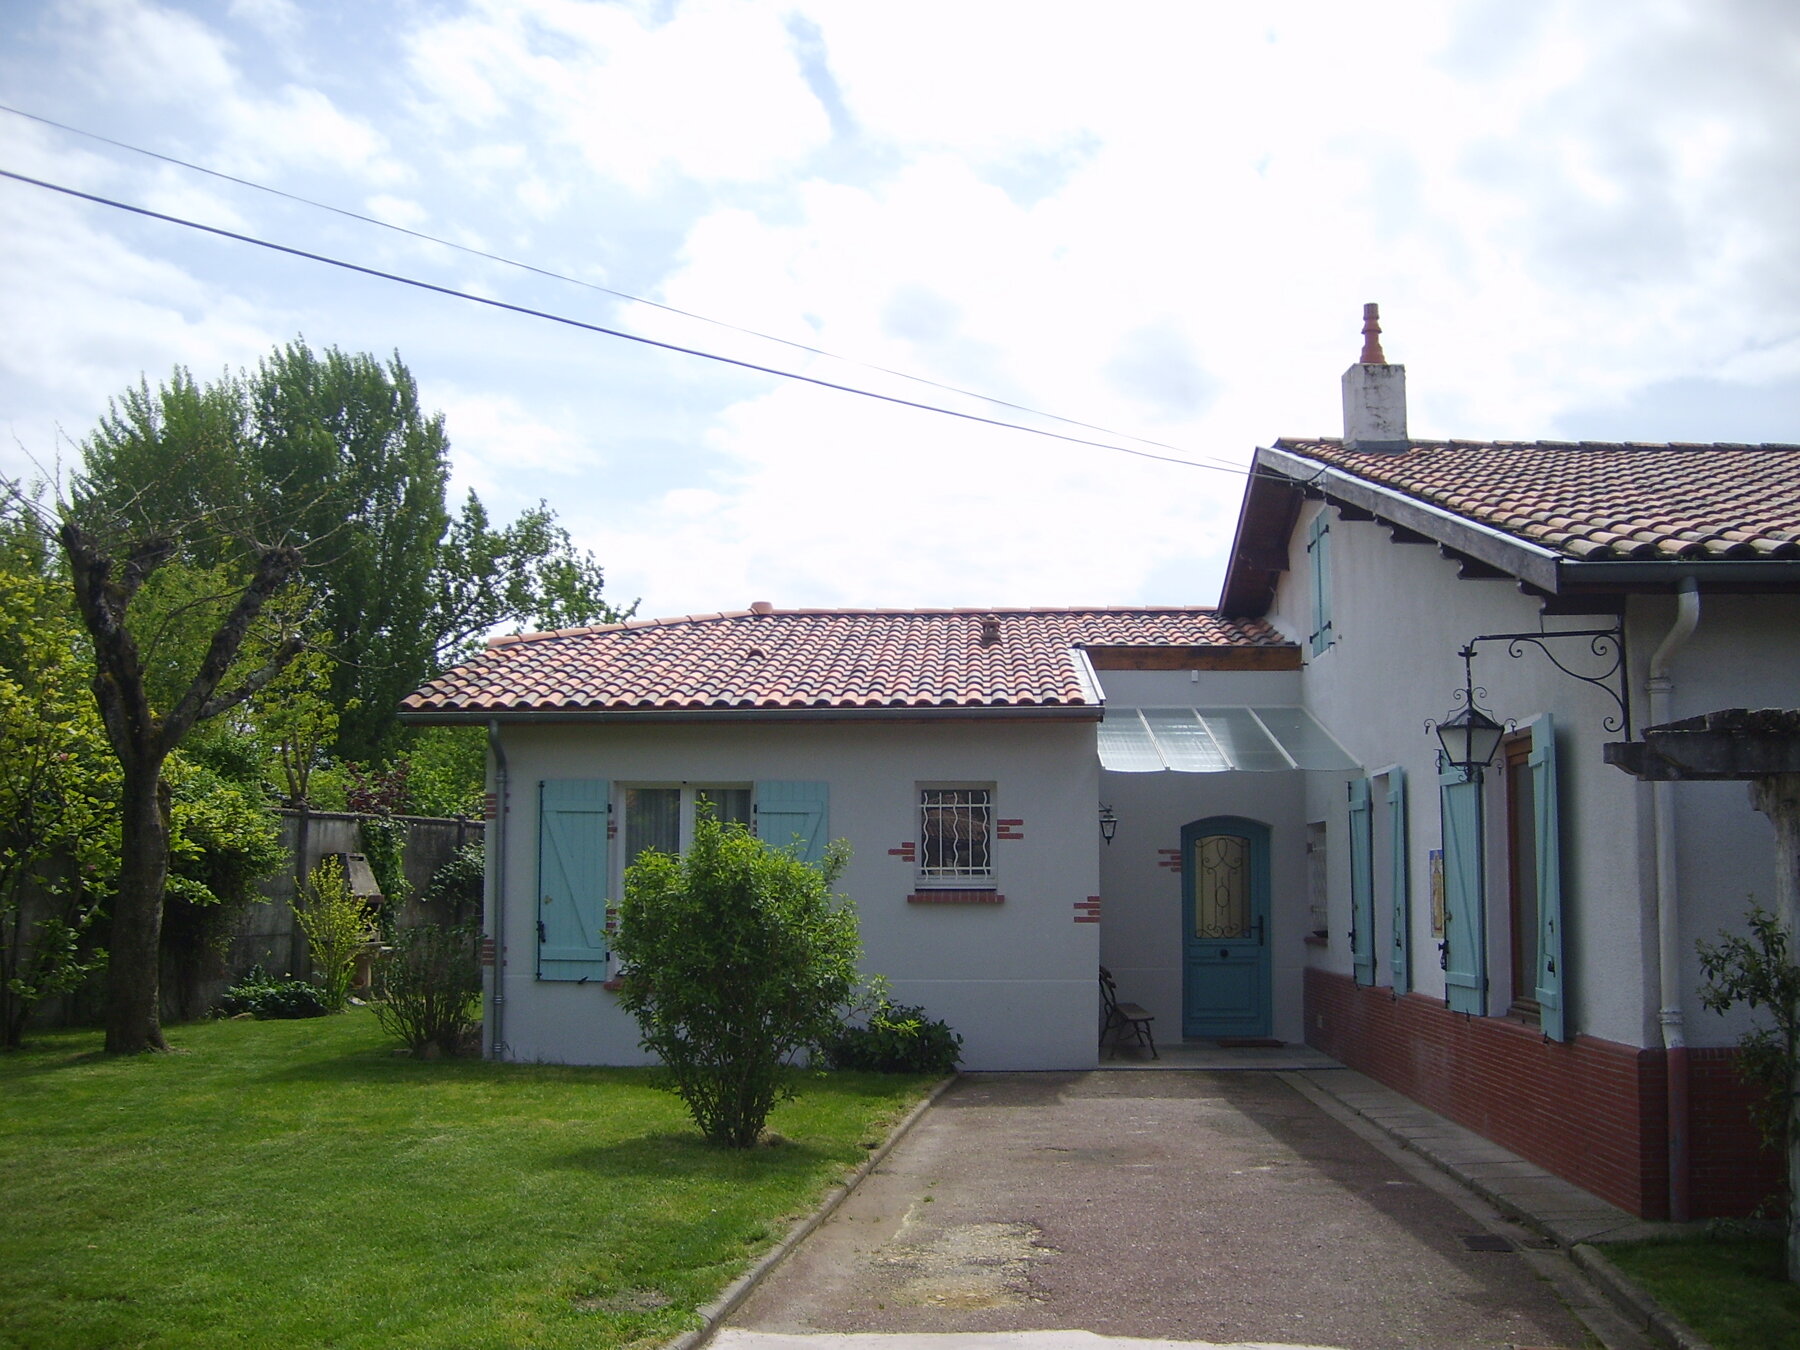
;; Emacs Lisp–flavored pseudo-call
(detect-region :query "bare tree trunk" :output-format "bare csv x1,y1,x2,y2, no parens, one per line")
104,762,172,1054
60,518,303,1056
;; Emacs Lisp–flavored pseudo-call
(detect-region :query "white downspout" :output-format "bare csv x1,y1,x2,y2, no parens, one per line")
487,720,509,1061
1650,577,1700,1220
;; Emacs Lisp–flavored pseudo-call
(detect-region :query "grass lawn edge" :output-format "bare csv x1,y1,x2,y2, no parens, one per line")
0,1015,951,1350
668,1072,961,1350
1573,1242,1718,1350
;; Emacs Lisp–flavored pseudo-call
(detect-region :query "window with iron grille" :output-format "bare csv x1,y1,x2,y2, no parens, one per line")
919,787,993,881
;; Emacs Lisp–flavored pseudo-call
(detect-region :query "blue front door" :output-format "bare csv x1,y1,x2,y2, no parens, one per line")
1181,817,1271,1038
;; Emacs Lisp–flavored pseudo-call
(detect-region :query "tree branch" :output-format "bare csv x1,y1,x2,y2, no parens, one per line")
57,519,160,767
198,632,307,721
161,544,303,753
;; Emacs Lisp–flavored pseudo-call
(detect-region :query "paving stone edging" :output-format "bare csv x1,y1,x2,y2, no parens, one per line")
667,1074,959,1350
1286,1067,1717,1350
1570,1244,1716,1350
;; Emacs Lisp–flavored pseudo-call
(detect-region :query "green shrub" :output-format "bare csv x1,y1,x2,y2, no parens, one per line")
1698,904,1800,1222
373,922,482,1058
614,812,859,1148
292,857,376,1012
824,1000,962,1075
422,839,483,925
215,965,328,1019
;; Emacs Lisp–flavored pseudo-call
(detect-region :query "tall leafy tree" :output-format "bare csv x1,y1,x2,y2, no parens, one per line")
0,503,118,1049
61,342,628,1051
81,340,628,763
242,343,450,760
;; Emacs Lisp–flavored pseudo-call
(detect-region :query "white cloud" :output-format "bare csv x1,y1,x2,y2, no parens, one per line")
401,0,832,191
4,0,1797,622
226,0,301,45
0,183,281,479
366,194,429,230
44,0,407,186
589,371,1244,616
432,388,609,505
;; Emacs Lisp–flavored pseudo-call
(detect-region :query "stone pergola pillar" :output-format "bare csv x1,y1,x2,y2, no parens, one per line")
1607,709,1800,1280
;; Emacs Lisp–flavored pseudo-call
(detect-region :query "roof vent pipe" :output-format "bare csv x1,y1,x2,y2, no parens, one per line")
1341,302,1409,452
749,600,774,616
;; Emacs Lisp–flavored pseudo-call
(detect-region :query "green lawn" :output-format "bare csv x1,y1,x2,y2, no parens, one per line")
0,1011,934,1350
1603,1235,1800,1350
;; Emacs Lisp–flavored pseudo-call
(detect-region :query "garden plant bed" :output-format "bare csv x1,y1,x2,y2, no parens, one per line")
0,1010,934,1349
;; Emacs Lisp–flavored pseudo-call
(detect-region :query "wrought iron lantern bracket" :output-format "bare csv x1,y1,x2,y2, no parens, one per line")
1461,624,1630,739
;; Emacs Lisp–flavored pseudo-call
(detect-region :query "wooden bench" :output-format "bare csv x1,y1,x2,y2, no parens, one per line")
1099,965,1157,1059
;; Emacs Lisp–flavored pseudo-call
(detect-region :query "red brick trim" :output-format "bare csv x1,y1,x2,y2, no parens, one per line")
479,937,496,967
888,842,918,862
600,978,625,992
997,818,1025,841
907,891,1005,905
1157,848,1182,873
1074,896,1102,924
1303,967,1778,1218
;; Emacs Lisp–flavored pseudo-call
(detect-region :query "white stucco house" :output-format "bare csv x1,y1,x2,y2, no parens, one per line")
401,316,1799,1221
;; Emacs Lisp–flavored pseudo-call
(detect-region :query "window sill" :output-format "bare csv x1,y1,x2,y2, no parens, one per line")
907,891,1004,905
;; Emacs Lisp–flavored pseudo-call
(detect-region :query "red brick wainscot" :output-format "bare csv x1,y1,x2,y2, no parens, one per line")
1303,968,1779,1219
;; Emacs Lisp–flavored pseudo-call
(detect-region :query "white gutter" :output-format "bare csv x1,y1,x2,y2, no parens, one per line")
486,719,509,1062
1649,577,1701,1219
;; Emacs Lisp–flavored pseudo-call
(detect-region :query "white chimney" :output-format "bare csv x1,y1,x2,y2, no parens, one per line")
1341,302,1408,451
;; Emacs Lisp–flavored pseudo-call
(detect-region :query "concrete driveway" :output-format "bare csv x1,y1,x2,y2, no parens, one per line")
722,1070,1642,1350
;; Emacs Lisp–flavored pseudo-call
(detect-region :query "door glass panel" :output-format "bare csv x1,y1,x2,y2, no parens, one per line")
625,787,679,867
1194,833,1250,939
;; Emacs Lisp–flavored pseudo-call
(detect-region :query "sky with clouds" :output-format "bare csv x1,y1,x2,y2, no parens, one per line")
2,0,1796,623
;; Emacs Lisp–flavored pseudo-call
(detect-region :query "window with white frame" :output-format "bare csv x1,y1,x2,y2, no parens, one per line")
622,785,752,870
918,787,993,884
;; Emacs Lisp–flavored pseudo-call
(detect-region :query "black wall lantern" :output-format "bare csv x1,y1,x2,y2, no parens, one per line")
1428,623,1630,777
1431,644,1507,778
1098,804,1118,845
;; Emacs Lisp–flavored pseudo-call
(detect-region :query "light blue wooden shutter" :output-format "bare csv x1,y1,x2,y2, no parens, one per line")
1439,765,1485,1015
1348,777,1375,986
1389,768,1411,996
538,780,609,982
1307,511,1333,656
755,781,828,864
1530,716,1568,1041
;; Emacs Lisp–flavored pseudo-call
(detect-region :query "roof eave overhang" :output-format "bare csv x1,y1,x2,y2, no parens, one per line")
1228,444,1800,606
398,703,1106,726
1255,443,1566,593
1219,449,1305,617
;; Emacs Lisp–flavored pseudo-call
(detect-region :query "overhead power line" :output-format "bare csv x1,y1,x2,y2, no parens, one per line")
0,167,1250,476
0,103,1244,473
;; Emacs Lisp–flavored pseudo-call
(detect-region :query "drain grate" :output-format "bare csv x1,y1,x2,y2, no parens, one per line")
1461,1234,1517,1252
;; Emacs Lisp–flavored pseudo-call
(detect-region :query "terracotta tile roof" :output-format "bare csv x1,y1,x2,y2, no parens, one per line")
402,607,1289,716
1276,438,1800,561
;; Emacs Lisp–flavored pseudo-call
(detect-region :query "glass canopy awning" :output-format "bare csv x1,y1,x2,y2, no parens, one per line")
1098,706,1358,773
